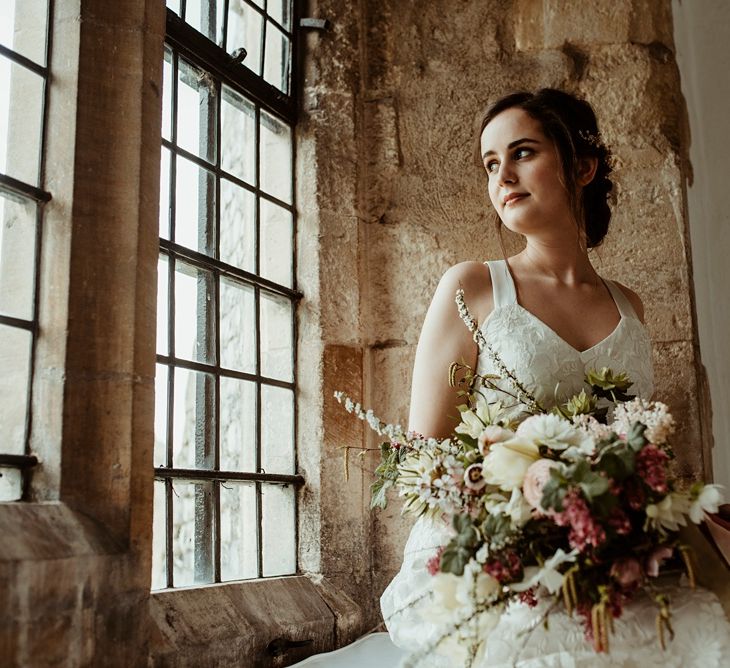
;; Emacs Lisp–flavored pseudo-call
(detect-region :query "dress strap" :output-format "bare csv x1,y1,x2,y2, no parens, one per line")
484,259,518,308
602,278,640,320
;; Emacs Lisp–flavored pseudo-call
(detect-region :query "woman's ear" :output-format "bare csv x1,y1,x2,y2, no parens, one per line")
577,156,598,187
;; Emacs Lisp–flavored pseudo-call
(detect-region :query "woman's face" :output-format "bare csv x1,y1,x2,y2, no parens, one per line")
480,107,575,240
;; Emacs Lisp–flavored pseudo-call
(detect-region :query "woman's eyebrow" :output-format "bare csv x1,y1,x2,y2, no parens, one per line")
482,137,540,159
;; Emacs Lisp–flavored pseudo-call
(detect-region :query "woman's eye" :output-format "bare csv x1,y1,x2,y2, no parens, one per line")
515,147,532,159
485,160,498,173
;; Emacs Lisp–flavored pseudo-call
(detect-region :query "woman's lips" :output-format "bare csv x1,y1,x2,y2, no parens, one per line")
504,194,529,207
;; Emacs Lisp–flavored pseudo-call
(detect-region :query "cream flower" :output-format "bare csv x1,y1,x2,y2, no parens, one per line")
478,425,514,456
689,484,725,523
646,493,690,531
488,487,533,527
516,413,591,452
482,437,540,491
455,397,504,439
510,548,579,594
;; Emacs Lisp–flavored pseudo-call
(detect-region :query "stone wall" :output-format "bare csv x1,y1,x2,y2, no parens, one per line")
1,0,710,665
302,0,707,614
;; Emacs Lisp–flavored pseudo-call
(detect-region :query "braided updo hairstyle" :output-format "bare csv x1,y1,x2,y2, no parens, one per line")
475,88,614,249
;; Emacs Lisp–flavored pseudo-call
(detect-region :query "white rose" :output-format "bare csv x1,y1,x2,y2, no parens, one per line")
483,437,540,491
517,413,590,452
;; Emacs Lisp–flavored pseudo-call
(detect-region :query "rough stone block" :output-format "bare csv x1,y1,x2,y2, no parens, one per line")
514,0,672,51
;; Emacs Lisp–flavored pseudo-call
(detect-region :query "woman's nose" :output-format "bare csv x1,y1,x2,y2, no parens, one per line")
497,161,516,185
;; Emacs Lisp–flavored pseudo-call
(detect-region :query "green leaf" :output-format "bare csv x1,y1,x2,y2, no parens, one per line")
370,478,392,509
597,450,633,480
626,422,648,451
540,477,567,512
453,514,480,549
454,432,478,450
440,544,471,576
579,475,610,500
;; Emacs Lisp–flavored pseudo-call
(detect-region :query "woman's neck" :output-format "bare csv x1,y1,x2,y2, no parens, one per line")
512,240,598,287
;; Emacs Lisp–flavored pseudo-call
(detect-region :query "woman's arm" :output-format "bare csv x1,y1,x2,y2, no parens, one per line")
408,261,493,438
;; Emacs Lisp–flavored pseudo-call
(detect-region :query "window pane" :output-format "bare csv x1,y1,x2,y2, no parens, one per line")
173,367,216,470
167,0,181,14
220,376,256,472
0,466,22,502
267,0,291,31
261,483,295,576
172,479,215,586
220,481,258,581
0,54,44,186
154,364,169,468
0,0,48,66
151,480,168,589
226,1,263,76
220,277,256,373
260,291,293,381
260,111,292,204
159,148,171,238
185,0,225,46
260,199,292,287
176,58,217,164
162,47,173,140
156,255,169,355
0,324,30,454
220,86,255,185
263,23,290,94
0,193,36,321
261,384,294,474
174,261,216,364
174,156,216,254
220,178,255,271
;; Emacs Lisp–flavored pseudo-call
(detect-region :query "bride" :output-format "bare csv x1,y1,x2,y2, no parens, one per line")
379,88,730,667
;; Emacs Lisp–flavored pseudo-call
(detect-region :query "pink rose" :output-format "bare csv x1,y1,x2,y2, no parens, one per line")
610,557,643,588
523,459,558,510
646,545,674,577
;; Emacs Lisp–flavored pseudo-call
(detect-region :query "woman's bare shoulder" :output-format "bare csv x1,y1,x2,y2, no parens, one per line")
438,261,493,324
612,280,646,324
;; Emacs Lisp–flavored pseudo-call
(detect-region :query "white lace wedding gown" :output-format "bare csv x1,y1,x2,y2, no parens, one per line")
378,260,730,667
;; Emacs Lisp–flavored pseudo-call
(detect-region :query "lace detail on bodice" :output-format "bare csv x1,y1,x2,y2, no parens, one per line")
477,260,654,419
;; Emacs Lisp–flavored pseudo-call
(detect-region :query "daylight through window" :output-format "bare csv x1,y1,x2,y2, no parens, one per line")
152,0,301,589
0,0,51,502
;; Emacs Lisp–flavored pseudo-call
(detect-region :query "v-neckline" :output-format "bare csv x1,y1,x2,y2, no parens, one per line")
514,304,625,357
500,260,626,357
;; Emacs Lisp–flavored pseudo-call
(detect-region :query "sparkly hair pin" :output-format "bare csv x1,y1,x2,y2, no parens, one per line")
578,129,603,148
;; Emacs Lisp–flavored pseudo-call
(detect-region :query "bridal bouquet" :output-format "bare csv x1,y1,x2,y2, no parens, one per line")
334,290,724,665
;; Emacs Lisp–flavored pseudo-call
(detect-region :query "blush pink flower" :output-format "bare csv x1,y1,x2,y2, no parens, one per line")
610,557,643,589
636,444,670,494
523,459,558,511
646,545,673,577
477,425,513,456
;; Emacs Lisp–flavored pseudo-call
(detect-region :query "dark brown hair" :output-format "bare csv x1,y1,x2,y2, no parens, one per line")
475,88,614,250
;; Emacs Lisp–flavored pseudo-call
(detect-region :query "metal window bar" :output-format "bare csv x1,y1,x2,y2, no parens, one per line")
157,1,300,588
0,0,54,499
